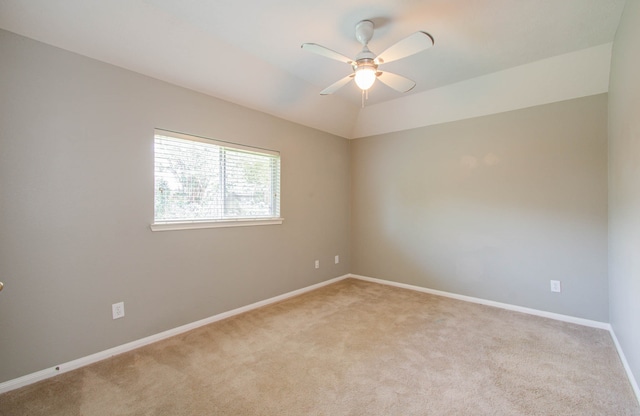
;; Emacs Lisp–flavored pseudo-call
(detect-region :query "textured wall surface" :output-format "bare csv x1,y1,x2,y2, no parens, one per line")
351,94,609,321
0,30,350,383
608,0,640,392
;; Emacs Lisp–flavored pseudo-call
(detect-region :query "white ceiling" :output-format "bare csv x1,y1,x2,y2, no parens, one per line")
0,0,626,138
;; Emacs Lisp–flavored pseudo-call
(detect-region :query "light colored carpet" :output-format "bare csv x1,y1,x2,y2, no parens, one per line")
0,278,638,415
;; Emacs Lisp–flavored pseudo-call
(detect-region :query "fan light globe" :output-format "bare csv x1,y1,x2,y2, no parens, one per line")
355,66,376,90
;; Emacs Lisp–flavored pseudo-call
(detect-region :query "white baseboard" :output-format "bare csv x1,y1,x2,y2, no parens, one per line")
3,272,638,407
349,274,610,329
609,328,640,405
0,274,350,394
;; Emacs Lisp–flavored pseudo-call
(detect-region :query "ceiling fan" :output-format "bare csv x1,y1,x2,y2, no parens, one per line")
301,20,434,102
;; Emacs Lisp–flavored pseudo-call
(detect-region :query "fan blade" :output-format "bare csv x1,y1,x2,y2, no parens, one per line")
301,43,353,64
320,74,354,95
375,32,434,65
377,71,416,93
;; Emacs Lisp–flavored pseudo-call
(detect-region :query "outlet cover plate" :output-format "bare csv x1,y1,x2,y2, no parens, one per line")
112,302,125,319
550,280,561,293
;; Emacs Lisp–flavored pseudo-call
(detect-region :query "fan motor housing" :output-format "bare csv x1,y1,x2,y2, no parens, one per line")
354,58,377,72
355,46,376,63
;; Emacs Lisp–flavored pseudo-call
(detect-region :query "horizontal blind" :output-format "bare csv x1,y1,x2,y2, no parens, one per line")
154,130,280,223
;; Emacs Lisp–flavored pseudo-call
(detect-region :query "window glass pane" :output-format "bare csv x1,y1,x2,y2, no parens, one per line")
154,131,280,224
224,148,278,218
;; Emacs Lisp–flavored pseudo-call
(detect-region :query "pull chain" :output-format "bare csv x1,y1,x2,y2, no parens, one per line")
361,89,369,108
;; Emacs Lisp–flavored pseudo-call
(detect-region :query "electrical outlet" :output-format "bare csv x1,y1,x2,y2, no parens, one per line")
112,302,125,319
315,260,319,269
550,280,561,293
335,255,340,264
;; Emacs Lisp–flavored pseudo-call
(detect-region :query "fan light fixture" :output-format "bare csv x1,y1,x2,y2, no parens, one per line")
301,19,434,104
354,60,377,90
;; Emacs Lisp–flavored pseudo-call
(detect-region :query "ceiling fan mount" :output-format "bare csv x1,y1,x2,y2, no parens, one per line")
355,20,374,47
301,19,434,101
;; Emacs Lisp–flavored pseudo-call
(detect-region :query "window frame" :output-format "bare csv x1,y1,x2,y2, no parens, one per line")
151,129,283,232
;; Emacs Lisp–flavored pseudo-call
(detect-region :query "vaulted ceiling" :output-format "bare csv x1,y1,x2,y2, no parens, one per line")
0,0,627,138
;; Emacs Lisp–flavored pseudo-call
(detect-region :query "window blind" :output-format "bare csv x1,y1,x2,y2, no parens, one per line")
154,130,280,224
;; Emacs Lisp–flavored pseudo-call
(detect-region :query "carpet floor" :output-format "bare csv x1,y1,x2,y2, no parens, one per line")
0,278,638,415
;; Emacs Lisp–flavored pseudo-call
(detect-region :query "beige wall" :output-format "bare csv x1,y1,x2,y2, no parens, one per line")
351,94,609,321
0,30,350,383
609,0,640,389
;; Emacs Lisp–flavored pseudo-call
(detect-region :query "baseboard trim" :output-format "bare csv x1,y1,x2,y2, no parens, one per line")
609,328,640,405
0,274,350,394
349,274,610,329
4,272,638,406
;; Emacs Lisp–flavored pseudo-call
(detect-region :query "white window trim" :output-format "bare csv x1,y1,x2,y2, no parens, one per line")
150,217,284,232
155,129,280,157
152,129,282,231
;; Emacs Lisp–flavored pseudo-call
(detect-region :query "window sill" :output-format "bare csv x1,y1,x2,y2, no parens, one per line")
150,218,284,232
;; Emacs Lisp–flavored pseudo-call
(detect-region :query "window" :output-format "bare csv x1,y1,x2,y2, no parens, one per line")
151,129,281,231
